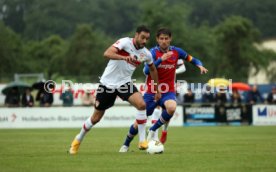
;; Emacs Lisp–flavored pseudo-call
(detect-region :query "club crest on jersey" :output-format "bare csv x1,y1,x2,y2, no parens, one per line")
167,56,177,63
133,53,145,63
139,53,146,61
140,53,145,58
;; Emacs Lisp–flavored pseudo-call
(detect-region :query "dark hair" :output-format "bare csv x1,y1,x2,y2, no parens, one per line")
156,28,172,37
136,25,150,34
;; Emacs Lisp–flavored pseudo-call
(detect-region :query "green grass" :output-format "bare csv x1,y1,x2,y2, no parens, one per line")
0,126,276,172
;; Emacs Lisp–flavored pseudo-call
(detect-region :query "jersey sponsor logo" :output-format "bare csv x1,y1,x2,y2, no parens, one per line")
158,64,175,69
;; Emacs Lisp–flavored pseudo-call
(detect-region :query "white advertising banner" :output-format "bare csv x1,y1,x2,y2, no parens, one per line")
0,106,183,128
0,83,146,106
253,105,276,126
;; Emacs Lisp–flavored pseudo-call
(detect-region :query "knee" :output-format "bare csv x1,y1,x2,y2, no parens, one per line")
136,101,146,110
166,104,176,115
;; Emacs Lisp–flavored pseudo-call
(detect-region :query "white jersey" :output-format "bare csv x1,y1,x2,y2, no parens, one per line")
100,37,153,88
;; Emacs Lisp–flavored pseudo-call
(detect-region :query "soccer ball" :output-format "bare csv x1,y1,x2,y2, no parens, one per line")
146,140,164,154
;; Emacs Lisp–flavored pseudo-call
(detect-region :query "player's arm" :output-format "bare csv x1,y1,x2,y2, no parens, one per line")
103,46,125,60
186,55,208,74
148,63,161,100
103,46,135,62
145,51,161,100
143,50,172,75
143,60,161,75
177,47,208,74
103,38,135,62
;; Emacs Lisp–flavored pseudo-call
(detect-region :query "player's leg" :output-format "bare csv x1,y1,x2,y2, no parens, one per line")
75,109,105,141
151,106,162,140
147,93,177,141
160,111,176,144
134,93,158,149
69,85,116,155
160,122,169,144
160,108,171,144
119,92,157,151
127,92,149,149
163,122,169,131
69,109,106,155
161,110,180,143
118,83,147,151
119,122,138,152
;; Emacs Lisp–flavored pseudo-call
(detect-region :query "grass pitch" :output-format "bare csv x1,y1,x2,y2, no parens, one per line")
0,126,276,172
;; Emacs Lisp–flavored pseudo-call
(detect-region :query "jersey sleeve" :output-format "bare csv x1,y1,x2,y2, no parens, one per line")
112,37,128,50
149,47,162,67
144,49,153,65
143,48,163,75
175,47,203,66
175,47,188,60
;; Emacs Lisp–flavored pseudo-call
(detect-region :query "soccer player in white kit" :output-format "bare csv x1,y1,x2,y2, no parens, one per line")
69,26,161,154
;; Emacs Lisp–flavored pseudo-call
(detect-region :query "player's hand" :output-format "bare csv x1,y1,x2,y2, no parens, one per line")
124,55,136,62
154,91,161,101
197,66,208,74
161,51,173,61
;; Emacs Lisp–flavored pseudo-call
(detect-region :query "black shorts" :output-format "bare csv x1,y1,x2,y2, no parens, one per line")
94,82,138,110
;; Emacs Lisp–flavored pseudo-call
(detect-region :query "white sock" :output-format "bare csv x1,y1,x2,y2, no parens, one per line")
152,108,162,140
136,110,147,142
76,117,93,141
151,121,159,140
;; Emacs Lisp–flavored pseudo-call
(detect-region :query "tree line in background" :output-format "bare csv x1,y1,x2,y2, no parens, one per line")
0,0,275,83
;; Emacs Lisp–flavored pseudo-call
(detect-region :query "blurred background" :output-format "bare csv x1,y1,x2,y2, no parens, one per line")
1,1,276,169
0,0,275,83
0,0,275,109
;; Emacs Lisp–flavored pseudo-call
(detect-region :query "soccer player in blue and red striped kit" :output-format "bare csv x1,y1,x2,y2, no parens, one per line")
119,28,208,152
